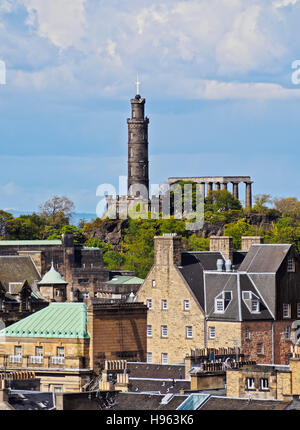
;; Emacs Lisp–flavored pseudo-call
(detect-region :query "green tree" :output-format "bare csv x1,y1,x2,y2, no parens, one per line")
0,210,14,238
205,190,242,213
47,225,86,244
6,214,46,240
39,195,75,229
253,194,272,213
274,197,300,219
188,235,210,251
223,218,260,250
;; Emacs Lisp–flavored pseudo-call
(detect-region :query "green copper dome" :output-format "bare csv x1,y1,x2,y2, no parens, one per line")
38,263,67,285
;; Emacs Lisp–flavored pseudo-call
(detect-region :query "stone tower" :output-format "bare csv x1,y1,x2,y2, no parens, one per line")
127,93,149,198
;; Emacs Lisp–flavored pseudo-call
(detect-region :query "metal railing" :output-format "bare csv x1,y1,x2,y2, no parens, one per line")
9,355,22,364
51,356,65,365
29,356,44,364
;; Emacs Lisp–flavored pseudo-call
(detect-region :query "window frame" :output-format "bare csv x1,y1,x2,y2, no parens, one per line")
287,257,295,273
208,326,216,339
146,352,152,364
161,325,168,338
146,299,152,310
161,299,168,310
260,378,269,391
283,303,291,319
284,326,291,341
257,343,264,355
147,325,152,338
184,300,190,311
161,353,168,364
246,377,255,390
186,326,193,339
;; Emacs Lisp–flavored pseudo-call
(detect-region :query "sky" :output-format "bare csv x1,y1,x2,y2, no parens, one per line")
0,0,300,215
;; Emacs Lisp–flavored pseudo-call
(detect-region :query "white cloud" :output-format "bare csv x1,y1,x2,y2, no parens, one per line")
1,0,300,100
23,0,87,50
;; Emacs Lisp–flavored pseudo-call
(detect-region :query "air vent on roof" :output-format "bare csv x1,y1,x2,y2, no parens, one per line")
217,259,224,272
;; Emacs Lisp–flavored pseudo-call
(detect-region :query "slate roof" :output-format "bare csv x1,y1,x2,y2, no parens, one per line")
198,396,289,410
178,251,247,309
239,244,291,273
178,252,223,308
8,390,55,410
128,378,190,394
0,303,90,339
0,256,41,290
105,392,189,410
204,271,274,321
127,362,186,379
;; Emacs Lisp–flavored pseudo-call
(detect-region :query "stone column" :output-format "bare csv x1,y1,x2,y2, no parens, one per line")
200,182,206,198
221,183,227,191
207,182,213,193
215,182,221,191
232,182,239,200
245,182,253,208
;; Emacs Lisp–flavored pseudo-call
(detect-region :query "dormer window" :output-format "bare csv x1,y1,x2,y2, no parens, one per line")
242,291,261,314
214,291,232,313
251,300,259,313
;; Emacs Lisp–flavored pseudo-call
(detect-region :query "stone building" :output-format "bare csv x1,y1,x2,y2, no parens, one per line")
0,256,47,326
136,234,300,365
226,356,300,401
0,300,147,393
204,240,300,364
0,234,109,301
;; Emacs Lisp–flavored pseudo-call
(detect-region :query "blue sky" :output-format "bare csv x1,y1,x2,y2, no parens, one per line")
0,0,300,215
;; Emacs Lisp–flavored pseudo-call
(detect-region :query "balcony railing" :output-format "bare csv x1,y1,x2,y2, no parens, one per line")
9,355,22,364
29,356,44,364
51,356,65,365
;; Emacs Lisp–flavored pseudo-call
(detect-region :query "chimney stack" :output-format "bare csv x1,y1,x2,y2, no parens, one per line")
154,234,182,267
210,236,233,261
241,236,264,252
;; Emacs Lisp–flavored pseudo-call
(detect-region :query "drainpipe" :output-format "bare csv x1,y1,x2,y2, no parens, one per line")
204,317,208,348
272,321,274,364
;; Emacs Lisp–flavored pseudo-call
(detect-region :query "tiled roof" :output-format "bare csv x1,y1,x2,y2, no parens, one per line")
0,303,90,339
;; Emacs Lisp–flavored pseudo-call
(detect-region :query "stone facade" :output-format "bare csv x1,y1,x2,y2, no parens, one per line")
206,321,242,350
87,301,147,373
226,359,300,400
241,321,293,365
136,235,205,364
0,235,109,301
0,336,91,392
